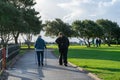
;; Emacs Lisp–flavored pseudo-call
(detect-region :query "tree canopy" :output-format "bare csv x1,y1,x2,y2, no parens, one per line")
0,0,120,47
0,0,42,47
44,18,73,37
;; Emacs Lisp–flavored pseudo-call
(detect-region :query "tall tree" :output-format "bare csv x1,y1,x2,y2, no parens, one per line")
110,22,120,45
45,18,73,37
72,20,84,38
22,8,42,48
0,1,18,47
72,20,103,47
6,0,42,44
96,19,119,46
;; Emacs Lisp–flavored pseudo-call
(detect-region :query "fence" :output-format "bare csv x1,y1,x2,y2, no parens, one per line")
0,44,20,72
0,49,2,73
7,44,20,62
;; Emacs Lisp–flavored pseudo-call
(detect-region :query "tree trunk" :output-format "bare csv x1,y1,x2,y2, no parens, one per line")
107,39,111,47
87,40,91,47
13,32,19,44
15,37,18,44
27,43,31,49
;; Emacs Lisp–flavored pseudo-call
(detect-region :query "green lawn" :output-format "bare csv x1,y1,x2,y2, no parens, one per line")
50,45,120,80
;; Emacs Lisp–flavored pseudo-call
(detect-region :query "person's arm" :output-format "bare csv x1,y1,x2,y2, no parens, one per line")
44,40,47,49
34,41,37,48
34,41,37,51
44,44,47,49
55,37,60,44
67,37,70,47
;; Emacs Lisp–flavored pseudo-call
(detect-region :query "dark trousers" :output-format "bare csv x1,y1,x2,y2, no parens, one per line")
36,51,44,65
59,48,68,65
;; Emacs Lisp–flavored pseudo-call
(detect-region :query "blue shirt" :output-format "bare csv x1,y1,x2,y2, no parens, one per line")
35,37,46,51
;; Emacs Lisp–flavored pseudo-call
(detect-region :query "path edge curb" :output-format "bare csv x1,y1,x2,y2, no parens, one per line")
68,62,102,80
51,49,102,80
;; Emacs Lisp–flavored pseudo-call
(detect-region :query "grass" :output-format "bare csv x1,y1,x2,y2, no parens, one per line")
20,44,120,80
49,45,120,80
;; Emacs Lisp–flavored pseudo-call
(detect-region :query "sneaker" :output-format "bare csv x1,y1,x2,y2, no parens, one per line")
38,63,40,66
42,63,44,66
38,64,40,67
64,64,67,67
59,63,63,65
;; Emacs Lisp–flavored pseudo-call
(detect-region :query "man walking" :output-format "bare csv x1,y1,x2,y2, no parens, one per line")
55,32,69,66
35,35,46,66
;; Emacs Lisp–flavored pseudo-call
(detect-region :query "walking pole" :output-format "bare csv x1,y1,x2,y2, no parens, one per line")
35,50,37,65
44,49,47,66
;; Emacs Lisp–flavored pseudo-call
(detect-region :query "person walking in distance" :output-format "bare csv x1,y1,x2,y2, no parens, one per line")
55,32,69,66
98,38,101,47
35,35,46,66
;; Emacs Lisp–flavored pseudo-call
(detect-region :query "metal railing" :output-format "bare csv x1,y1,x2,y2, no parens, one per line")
0,44,20,72
0,49,2,72
7,44,20,64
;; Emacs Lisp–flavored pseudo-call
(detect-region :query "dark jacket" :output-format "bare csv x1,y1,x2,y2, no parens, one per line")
55,36,69,49
35,37,46,50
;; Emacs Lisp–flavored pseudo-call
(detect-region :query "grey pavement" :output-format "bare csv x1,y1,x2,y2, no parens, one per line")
6,49,94,80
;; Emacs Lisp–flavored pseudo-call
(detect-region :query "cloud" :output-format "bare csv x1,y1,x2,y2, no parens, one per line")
97,0,120,24
34,0,120,25
58,0,100,22
34,0,69,21
98,0,118,7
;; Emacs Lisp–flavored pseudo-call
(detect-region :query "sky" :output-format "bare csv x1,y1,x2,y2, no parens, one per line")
34,0,120,25
33,0,120,42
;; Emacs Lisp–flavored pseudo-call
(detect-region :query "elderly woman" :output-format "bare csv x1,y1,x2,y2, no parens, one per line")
35,35,46,66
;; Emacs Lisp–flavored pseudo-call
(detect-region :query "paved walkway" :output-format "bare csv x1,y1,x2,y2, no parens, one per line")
6,49,94,80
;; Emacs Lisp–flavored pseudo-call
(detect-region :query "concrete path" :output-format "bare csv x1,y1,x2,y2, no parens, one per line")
6,49,94,80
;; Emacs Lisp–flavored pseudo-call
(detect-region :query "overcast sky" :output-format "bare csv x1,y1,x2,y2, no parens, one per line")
30,0,120,42
34,0,120,25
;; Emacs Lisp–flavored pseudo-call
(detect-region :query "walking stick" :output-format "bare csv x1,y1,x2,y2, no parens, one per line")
44,49,47,66
35,51,37,65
